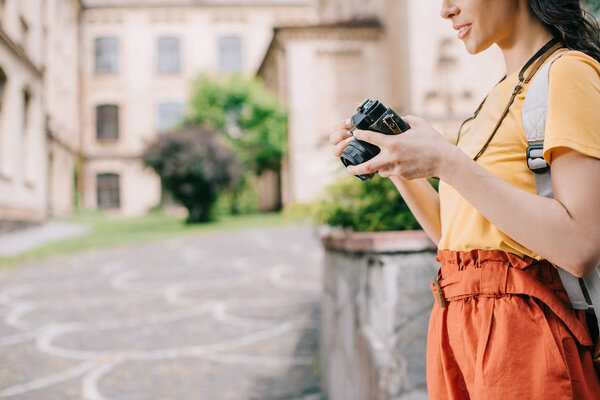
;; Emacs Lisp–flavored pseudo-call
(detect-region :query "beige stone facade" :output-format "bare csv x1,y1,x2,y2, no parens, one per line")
0,1,50,230
259,0,506,204
0,0,80,231
45,0,82,218
79,0,316,216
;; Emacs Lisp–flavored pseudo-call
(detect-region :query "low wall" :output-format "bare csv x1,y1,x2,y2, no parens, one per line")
320,230,438,400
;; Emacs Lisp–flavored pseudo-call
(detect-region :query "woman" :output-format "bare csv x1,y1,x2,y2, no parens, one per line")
330,0,600,398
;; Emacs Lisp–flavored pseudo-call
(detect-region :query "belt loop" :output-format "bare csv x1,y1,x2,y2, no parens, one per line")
501,261,510,294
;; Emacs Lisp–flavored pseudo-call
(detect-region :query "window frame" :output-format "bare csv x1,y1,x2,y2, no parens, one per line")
94,36,119,75
96,173,121,210
156,101,184,133
218,35,243,74
95,104,120,141
156,36,181,74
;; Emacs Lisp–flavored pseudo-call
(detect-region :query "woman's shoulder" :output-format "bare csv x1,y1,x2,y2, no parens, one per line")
549,50,600,82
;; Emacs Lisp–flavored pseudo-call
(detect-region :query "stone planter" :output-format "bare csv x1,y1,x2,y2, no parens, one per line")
320,229,438,400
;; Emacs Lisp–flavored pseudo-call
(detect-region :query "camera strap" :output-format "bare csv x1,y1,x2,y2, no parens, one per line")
456,38,563,161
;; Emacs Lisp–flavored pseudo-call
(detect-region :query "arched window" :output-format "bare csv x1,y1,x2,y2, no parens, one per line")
97,173,120,209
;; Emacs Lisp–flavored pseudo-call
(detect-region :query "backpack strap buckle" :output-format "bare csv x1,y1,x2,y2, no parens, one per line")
526,143,550,174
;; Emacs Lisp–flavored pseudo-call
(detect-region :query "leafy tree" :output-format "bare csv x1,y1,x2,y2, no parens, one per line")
187,74,288,176
142,126,242,223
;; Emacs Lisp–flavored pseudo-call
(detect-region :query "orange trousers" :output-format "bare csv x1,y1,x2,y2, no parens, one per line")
427,249,600,399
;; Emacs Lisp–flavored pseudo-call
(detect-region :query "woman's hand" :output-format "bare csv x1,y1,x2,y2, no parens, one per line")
329,119,355,157
347,115,456,180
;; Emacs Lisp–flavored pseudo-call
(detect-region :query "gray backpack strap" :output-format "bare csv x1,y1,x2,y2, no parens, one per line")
523,51,600,323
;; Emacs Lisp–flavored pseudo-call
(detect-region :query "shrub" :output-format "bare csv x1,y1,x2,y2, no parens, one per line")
287,175,439,232
142,126,242,223
213,172,260,217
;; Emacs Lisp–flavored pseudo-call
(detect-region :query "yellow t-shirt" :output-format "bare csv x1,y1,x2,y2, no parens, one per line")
438,49,600,259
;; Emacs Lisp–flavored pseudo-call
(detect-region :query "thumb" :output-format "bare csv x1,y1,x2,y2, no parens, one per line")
400,114,423,129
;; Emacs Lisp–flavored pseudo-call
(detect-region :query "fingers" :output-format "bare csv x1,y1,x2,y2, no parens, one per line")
329,128,352,146
334,118,351,131
332,136,355,157
353,129,390,147
400,114,423,129
347,154,388,176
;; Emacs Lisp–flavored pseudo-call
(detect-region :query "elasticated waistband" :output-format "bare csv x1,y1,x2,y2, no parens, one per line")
431,249,593,347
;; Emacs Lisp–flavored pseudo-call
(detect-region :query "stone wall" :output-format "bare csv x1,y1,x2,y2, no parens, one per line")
320,230,438,400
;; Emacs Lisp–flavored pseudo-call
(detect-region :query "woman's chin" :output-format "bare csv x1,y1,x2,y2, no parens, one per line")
461,39,477,54
462,39,488,55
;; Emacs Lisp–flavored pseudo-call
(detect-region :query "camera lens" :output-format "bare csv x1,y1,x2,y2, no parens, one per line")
340,139,381,181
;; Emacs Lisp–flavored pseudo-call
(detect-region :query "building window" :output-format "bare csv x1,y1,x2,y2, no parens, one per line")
0,68,6,114
95,37,119,74
157,36,181,74
96,104,119,140
218,35,243,73
22,87,32,183
23,88,31,129
157,101,184,133
97,173,120,209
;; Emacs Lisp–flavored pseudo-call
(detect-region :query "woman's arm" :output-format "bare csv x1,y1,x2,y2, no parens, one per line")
348,116,600,277
441,145,600,277
388,177,441,245
329,119,442,244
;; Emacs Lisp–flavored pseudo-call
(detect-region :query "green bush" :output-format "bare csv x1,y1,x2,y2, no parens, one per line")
213,173,260,216
288,175,438,232
142,126,242,223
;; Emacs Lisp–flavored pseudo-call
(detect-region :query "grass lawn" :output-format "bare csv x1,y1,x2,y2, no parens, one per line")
0,211,286,268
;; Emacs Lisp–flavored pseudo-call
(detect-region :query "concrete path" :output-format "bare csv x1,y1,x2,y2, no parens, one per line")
0,225,324,399
0,222,90,257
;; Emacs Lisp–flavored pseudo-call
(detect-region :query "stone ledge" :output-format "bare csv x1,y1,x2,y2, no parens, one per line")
319,228,436,254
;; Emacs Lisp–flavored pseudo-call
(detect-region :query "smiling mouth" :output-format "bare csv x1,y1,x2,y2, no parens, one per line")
457,24,472,40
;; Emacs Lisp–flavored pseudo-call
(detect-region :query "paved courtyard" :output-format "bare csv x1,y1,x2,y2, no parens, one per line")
0,225,324,400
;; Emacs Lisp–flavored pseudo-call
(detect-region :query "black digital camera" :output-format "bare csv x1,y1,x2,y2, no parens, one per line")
340,98,411,181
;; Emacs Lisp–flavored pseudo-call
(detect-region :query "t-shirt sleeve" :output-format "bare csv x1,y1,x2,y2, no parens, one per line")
544,52,600,164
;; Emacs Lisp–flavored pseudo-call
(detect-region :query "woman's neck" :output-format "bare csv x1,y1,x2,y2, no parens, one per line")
497,7,555,76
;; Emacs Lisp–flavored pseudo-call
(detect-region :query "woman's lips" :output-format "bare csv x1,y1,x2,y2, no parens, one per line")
457,24,472,40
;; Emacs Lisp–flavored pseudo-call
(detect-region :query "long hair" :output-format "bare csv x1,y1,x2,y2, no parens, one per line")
529,0,600,62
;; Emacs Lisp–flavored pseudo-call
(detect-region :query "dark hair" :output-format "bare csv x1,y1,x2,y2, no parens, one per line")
529,0,600,62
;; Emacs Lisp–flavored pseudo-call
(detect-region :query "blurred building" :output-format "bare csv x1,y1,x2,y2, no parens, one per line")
79,0,316,216
0,0,81,233
258,0,505,203
0,0,507,228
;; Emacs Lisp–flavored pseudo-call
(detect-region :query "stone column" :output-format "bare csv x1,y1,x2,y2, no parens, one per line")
320,230,438,400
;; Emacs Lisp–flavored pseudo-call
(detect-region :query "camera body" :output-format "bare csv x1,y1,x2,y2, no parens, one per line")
340,98,411,181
